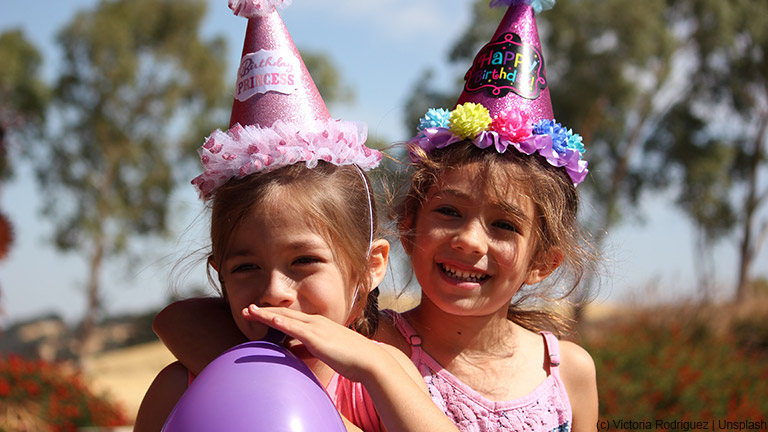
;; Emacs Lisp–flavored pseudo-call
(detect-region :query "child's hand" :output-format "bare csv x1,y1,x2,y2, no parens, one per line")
241,304,382,383
242,305,462,432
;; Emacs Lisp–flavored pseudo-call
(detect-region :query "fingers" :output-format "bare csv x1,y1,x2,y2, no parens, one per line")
241,305,318,340
242,304,310,325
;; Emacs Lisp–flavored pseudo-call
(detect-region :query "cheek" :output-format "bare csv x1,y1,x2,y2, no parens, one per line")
223,282,257,308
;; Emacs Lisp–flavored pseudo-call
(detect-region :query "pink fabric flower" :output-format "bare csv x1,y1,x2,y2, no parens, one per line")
491,109,532,143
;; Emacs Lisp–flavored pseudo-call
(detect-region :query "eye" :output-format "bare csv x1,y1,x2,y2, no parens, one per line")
231,263,260,273
292,256,323,265
434,206,461,218
492,220,520,233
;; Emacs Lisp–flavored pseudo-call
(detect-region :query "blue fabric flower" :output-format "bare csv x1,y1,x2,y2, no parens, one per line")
418,108,451,131
566,131,585,154
533,119,569,153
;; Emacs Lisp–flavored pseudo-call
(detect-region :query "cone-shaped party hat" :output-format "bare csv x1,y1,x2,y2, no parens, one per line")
456,1,553,123
192,0,382,199
408,0,588,186
229,3,329,130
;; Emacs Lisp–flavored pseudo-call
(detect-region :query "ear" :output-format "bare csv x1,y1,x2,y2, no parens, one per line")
207,255,218,272
208,255,228,301
524,247,564,285
368,238,390,288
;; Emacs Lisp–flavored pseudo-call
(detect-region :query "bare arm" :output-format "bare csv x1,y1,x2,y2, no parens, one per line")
560,341,599,432
134,352,365,432
134,361,189,432
152,297,252,375
244,305,459,432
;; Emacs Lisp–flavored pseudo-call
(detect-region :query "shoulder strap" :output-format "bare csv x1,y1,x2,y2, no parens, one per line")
382,309,422,348
540,331,562,374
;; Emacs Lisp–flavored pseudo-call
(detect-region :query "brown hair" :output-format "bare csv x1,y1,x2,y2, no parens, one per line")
207,162,380,337
393,143,597,337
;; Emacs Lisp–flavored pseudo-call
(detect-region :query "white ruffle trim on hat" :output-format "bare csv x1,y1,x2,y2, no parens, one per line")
192,119,382,199
228,0,292,18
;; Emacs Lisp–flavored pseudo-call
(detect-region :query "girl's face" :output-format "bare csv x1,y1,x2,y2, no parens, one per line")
219,202,354,341
407,163,548,318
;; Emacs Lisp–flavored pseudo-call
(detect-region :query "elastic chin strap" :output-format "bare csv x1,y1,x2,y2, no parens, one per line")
348,286,361,319
350,164,373,318
353,164,374,259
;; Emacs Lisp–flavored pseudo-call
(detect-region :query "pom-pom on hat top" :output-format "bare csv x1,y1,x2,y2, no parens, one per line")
408,0,588,186
192,0,382,199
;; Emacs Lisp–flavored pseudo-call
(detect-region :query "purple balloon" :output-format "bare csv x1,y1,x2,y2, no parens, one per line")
162,340,346,431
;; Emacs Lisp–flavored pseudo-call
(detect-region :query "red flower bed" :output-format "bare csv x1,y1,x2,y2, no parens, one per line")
585,311,768,431
0,354,128,431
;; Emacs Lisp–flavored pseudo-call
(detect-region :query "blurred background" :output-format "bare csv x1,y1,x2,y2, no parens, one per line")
1,0,766,430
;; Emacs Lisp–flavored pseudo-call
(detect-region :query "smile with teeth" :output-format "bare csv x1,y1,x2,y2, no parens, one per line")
440,263,489,283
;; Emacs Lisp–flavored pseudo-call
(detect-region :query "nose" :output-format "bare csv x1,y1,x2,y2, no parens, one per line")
450,219,488,255
258,273,296,308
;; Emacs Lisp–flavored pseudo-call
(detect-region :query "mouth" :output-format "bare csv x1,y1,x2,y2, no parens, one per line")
439,263,489,283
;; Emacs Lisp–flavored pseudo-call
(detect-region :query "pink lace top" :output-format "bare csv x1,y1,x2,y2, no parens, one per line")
385,310,572,432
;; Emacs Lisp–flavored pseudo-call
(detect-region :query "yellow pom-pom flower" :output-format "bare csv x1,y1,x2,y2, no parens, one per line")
449,103,492,139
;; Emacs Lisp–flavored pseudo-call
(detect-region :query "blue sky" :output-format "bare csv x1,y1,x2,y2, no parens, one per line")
0,0,764,325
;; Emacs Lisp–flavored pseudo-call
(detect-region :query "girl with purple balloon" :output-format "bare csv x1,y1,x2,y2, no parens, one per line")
134,1,461,431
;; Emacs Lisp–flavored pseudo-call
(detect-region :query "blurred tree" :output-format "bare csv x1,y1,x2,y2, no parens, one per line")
650,0,768,302
32,0,229,364
0,29,49,179
403,0,690,319
0,29,49,314
303,50,355,107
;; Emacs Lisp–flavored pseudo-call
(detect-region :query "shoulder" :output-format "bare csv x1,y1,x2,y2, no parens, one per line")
134,361,190,432
374,310,412,355
557,340,598,432
374,339,428,392
558,340,597,387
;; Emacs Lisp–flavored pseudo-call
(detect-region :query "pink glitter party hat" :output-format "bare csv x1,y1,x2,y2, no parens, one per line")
408,0,588,186
456,1,553,123
192,0,382,199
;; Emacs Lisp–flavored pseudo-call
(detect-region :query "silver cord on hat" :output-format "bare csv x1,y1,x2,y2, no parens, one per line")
349,164,374,317
353,164,374,258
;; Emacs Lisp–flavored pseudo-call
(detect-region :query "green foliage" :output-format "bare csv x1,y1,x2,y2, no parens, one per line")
31,0,231,361
302,50,355,107
649,0,768,300
0,354,128,431
38,0,229,253
540,0,684,226
0,29,49,179
586,312,768,426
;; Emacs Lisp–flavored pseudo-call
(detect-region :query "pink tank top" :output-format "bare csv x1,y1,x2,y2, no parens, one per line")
385,310,572,432
326,371,382,432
